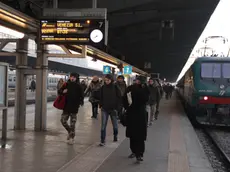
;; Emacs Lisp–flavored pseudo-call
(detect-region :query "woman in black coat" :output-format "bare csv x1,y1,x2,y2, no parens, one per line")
124,77,149,162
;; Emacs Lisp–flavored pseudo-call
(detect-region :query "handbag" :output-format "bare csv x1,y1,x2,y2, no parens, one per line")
53,95,66,110
120,109,128,127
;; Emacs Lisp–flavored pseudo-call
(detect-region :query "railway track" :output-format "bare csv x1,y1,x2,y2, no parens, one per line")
203,128,230,171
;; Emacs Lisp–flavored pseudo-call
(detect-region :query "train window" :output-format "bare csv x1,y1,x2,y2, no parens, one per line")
201,63,221,78
13,77,16,81
222,63,230,78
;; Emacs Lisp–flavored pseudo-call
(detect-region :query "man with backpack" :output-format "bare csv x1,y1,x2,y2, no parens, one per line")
99,74,122,146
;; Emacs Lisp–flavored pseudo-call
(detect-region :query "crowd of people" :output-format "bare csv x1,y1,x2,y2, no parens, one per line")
56,73,172,163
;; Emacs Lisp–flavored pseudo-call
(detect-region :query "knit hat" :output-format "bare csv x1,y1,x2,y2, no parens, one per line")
136,76,146,84
105,74,113,81
70,72,79,78
117,75,124,80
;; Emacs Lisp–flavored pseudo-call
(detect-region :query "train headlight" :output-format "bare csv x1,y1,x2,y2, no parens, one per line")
203,96,208,101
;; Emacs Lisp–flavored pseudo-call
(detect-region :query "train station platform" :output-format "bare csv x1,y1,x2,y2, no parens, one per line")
0,96,213,172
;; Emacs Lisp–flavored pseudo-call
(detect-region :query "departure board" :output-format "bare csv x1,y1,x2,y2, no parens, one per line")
40,19,105,45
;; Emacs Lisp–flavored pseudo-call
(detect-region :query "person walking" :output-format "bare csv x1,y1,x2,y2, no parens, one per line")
99,74,122,146
58,73,84,144
124,76,149,163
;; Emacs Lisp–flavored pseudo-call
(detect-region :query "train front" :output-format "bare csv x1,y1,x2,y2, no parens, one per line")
194,58,230,126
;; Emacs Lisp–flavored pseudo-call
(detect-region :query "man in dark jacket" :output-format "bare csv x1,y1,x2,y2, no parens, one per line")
59,73,84,145
115,75,127,120
99,74,122,146
148,78,161,125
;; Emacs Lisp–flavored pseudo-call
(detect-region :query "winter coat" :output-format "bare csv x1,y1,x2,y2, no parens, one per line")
85,81,101,103
59,80,84,114
115,81,127,97
148,85,161,105
100,83,122,112
124,84,149,141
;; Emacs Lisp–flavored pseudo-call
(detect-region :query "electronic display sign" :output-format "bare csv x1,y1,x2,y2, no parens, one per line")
40,19,105,46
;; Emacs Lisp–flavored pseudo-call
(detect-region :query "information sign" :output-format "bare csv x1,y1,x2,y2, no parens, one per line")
0,63,8,107
124,66,132,75
40,19,105,46
103,66,111,74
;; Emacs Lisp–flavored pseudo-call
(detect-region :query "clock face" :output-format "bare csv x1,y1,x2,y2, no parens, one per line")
90,29,103,43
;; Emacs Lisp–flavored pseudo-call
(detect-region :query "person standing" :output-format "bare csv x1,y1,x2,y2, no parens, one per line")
58,73,84,144
80,80,87,92
30,79,36,92
115,75,127,119
99,74,122,146
147,78,161,125
124,76,149,163
84,76,101,119
57,78,64,95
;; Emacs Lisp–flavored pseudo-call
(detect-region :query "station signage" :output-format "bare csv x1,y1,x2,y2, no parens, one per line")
103,66,111,74
124,66,132,75
40,19,105,46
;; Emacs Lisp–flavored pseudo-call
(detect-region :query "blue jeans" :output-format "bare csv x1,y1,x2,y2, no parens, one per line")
101,109,118,143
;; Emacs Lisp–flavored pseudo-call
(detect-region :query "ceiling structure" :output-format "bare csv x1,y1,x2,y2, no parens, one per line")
7,0,220,81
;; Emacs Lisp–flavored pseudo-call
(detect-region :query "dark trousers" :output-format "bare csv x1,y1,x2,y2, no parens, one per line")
101,109,118,142
130,138,145,157
92,102,99,118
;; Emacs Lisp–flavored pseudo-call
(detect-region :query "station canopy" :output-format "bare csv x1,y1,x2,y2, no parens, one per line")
13,0,220,81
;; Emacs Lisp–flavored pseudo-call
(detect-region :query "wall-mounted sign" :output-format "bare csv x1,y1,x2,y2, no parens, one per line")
103,66,111,74
124,66,132,75
144,62,151,69
0,63,8,107
40,19,105,46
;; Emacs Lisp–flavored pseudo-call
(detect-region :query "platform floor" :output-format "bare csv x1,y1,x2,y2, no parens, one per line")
0,101,118,172
0,96,213,172
95,97,214,172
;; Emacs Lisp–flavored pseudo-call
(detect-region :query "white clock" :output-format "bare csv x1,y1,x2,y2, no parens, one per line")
90,29,103,43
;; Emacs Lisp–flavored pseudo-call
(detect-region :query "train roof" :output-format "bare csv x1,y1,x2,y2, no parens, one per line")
194,57,230,63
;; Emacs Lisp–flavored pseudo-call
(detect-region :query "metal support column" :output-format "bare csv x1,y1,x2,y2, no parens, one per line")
14,38,28,130
35,43,48,131
53,0,58,8
92,0,97,8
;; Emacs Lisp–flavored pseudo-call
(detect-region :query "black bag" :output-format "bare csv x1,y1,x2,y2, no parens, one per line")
120,109,127,127
92,89,100,100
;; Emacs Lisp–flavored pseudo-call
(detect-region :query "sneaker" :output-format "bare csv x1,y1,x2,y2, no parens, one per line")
68,138,74,145
136,156,143,163
99,142,105,146
113,136,118,142
128,153,135,158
